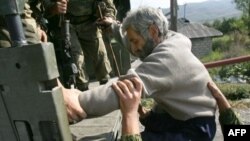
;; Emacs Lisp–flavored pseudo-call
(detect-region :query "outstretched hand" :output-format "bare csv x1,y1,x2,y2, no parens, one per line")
58,79,87,123
207,81,231,112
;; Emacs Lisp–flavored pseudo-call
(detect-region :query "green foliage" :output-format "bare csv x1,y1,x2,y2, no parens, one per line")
220,18,238,34
218,63,250,83
234,0,250,14
211,17,248,34
211,32,250,57
212,35,232,51
202,17,250,85
230,18,247,33
233,0,250,34
141,98,155,110
200,52,221,76
217,83,250,100
201,51,224,63
209,16,248,35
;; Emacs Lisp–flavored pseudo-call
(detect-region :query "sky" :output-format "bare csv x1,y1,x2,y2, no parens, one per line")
130,0,210,9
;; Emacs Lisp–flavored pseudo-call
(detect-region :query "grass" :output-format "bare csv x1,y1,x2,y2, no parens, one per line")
201,51,224,63
141,98,155,110
230,99,250,109
217,83,250,100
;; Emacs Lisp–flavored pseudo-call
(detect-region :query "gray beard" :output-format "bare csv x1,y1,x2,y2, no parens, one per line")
138,38,155,60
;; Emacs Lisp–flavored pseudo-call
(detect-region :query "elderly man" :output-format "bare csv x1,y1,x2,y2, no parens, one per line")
61,7,217,141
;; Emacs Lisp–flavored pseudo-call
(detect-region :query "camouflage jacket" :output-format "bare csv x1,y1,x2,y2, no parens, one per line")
219,108,242,125
121,134,142,141
67,0,116,19
43,0,116,19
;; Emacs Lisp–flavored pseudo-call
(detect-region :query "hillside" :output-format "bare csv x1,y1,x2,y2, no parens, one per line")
163,0,242,23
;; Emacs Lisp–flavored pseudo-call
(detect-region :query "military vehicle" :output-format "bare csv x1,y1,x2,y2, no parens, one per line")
0,0,130,141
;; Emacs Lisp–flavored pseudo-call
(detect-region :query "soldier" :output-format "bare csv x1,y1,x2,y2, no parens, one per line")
44,0,116,91
66,0,116,90
0,0,69,48
43,0,77,89
0,0,47,48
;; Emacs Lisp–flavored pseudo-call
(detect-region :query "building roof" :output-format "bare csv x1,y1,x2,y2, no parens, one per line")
177,18,223,39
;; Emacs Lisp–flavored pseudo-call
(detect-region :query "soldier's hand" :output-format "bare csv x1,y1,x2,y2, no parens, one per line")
96,17,119,31
112,77,142,116
50,0,68,15
207,81,231,113
58,79,87,123
96,17,114,27
37,26,47,42
112,77,142,135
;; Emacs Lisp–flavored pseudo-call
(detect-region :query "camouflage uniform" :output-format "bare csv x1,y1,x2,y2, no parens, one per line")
0,1,41,48
121,134,142,141
67,0,116,90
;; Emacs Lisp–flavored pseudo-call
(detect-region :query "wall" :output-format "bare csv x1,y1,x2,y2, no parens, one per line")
191,37,212,58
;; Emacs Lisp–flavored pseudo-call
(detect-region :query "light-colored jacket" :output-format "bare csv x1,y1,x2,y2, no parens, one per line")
79,30,216,121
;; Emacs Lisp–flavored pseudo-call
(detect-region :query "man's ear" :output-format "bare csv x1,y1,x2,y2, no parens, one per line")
148,24,159,39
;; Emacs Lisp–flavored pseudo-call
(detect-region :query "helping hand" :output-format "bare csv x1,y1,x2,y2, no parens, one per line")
58,79,87,123
112,77,142,116
207,81,231,112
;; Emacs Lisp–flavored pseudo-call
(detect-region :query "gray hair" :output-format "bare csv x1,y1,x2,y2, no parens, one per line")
122,7,169,40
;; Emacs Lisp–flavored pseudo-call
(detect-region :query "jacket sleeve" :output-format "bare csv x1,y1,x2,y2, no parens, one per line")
78,78,120,117
78,70,148,117
219,108,242,125
121,134,142,141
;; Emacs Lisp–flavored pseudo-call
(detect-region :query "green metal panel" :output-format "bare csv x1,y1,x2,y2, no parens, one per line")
0,43,72,141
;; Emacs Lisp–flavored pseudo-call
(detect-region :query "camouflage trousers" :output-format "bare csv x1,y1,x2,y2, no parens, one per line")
0,13,40,48
0,18,40,48
70,21,112,89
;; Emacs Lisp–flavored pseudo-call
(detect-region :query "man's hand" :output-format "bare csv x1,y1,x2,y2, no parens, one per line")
96,17,114,27
37,26,47,42
112,77,142,116
96,17,119,31
112,77,142,135
58,79,87,123
50,0,68,15
207,81,231,113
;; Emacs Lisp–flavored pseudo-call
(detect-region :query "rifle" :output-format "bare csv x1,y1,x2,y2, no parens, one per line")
59,15,78,88
97,2,121,77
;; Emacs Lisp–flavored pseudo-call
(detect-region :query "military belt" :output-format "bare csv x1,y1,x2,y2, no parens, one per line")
67,14,93,25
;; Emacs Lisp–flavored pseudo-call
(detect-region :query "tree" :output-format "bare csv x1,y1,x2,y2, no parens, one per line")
234,0,250,35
